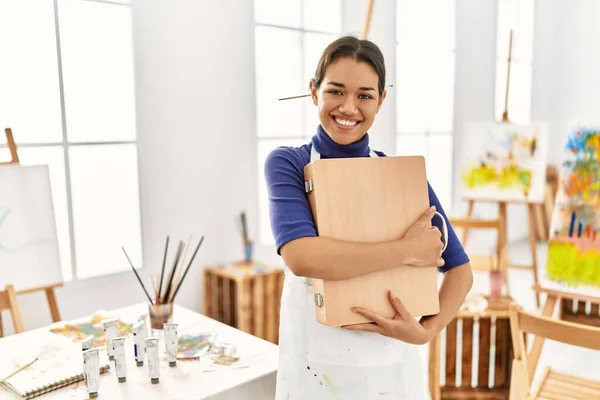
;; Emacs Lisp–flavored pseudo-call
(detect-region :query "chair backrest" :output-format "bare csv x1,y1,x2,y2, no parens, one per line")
0,284,24,335
1,128,20,165
508,302,600,398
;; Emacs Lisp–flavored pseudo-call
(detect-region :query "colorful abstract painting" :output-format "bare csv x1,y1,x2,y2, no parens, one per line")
177,333,214,359
546,127,600,288
49,314,133,348
460,122,548,202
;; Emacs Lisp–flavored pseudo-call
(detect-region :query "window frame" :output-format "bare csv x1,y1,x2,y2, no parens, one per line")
0,0,142,282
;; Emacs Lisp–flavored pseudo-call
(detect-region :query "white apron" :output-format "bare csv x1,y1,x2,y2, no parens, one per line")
274,146,430,400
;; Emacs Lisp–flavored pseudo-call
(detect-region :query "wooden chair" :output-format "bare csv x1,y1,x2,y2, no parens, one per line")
508,302,600,399
0,284,25,336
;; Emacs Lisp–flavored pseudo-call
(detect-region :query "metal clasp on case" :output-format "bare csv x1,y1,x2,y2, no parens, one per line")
314,293,324,307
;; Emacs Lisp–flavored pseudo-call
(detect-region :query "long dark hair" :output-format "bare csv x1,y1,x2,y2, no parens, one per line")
311,35,386,96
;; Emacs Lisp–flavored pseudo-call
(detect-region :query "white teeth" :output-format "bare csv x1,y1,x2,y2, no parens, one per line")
334,117,358,127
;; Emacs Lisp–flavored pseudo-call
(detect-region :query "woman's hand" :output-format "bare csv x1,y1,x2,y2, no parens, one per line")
341,290,435,345
402,206,445,267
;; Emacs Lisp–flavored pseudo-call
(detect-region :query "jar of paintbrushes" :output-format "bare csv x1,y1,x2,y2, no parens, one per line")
121,235,205,330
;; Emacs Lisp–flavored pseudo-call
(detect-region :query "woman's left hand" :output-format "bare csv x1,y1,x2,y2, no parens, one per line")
341,290,435,345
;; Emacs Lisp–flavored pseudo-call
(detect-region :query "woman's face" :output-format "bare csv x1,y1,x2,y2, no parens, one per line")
310,57,386,146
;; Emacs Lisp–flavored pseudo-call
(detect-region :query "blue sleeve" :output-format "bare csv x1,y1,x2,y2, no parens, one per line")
264,147,317,254
428,183,470,272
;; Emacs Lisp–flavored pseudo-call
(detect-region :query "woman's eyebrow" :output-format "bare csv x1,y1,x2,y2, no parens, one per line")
326,81,376,91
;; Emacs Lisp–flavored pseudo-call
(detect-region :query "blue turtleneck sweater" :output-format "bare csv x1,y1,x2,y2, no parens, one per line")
264,125,469,272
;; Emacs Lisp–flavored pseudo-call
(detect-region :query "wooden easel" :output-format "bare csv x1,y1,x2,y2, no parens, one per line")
0,127,64,333
455,31,544,307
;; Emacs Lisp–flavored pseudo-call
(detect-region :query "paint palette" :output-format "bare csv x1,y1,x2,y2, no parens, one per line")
49,314,134,348
546,127,600,288
177,333,215,359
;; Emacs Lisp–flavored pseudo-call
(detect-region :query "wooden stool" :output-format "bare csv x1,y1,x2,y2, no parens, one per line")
203,261,284,344
429,295,515,400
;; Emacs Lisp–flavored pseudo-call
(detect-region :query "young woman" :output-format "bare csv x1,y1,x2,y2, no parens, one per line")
265,36,473,399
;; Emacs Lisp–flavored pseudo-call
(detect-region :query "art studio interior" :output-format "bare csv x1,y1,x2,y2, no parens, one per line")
0,0,599,399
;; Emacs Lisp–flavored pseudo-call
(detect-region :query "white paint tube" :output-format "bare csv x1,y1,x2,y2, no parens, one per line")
145,337,160,384
163,323,178,367
132,320,146,366
111,337,127,383
103,318,118,360
138,313,149,337
83,348,100,398
81,335,94,352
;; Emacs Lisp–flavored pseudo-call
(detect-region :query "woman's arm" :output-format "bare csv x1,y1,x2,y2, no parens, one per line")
281,206,446,281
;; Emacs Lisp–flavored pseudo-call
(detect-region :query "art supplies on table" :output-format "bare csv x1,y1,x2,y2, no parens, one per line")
145,337,160,384
546,127,600,288
0,333,110,399
304,156,443,326
132,320,146,366
164,323,178,367
82,348,100,398
177,332,215,359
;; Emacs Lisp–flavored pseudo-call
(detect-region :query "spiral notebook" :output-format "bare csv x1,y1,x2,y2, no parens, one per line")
0,332,110,399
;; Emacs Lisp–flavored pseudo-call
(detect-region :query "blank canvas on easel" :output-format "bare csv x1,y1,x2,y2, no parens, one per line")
546,126,600,289
0,164,63,291
460,121,549,203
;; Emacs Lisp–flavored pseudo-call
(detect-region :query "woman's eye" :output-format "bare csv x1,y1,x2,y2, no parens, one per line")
359,94,373,100
327,90,342,95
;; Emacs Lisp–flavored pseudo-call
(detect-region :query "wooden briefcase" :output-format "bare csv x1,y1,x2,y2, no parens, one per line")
304,155,442,326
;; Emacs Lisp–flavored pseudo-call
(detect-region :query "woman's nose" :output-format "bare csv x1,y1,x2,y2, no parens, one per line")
339,97,358,114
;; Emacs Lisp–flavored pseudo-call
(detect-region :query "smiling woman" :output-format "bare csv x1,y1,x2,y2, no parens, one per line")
264,35,473,399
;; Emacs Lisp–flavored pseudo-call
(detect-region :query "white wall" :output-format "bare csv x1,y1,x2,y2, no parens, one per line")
531,0,600,166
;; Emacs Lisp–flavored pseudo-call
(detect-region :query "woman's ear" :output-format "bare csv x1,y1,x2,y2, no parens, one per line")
376,90,387,113
309,80,318,106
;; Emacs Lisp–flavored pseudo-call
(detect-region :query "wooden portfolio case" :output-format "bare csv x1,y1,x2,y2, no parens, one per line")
304,155,440,326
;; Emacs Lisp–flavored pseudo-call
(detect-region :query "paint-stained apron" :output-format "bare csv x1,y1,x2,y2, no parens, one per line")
274,147,429,400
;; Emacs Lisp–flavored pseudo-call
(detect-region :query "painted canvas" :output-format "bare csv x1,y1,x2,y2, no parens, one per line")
177,333,215,359
49,313,133,348
546,127,600,288
460,122,549,202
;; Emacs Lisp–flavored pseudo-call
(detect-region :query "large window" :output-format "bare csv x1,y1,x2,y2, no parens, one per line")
495,0,535,123
395,0,455,211
0,0,142,281
254,0,342,245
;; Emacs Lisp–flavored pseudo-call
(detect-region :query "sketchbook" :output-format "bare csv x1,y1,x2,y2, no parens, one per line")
0,333,110,399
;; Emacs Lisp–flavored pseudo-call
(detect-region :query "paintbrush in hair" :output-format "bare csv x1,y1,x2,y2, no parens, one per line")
171,236,205,303
121,246,155,305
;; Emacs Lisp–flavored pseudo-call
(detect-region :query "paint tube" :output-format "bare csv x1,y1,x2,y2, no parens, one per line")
81,335,94,352
103,318,118,360
83,348,100,398
163,323,178,367
132,320,145,366
111,337,127,382
145,337,160,383
138,313,149,337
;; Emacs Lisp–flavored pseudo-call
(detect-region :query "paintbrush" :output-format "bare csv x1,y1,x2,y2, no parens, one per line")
171,236,205,303
240,212,249,244
279,84,394,101
158,236,170,304
162,241,184,304
121,246,155,305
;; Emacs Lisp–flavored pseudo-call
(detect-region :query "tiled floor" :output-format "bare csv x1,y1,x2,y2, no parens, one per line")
418,239,600,398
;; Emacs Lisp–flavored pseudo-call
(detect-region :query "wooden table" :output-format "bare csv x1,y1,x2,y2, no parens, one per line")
0,303,278,400
429,295,514,400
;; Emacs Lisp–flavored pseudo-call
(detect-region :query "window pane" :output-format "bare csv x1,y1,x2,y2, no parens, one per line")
255,26,303,138
258,138,306,245
397,50,455,133
495,61,532,124
17,147,73,281
496,0,535,62
0,0,63,144
396,133,427,157
426,133,453,211
69,144,142,279
254,0,301,28
58,0,136,142
303,32,338,135
397,0,455,52
303,0,341,33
